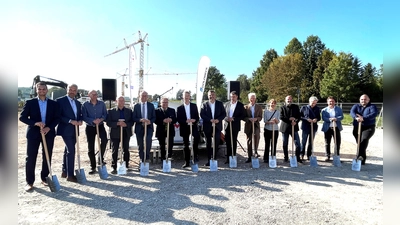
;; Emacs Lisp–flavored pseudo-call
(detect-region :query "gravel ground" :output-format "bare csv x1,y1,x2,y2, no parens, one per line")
18,118,383,225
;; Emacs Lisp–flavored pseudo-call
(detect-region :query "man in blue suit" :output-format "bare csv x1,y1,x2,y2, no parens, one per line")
177,90,200,168
56,84,83,182
133,91,156,163
200,90,226,166
20,82,60,191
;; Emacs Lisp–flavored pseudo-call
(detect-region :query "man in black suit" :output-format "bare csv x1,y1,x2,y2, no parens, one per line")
177,90,200,168
155,97,177,161
106,96,134,174
132,91,156,163
223,91,245,164
280,95,302,163
56,83,83,182
19,82,60,191
200,90,226,166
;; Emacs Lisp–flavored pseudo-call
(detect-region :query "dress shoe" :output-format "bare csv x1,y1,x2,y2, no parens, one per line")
67,176,78,183
245,158,251,163
204,162,210,166
24,184,34,192
224,159,229,164
111,169,117,174
264,160,268,163
88,169,97,175
61,172,67,178
181,163,190,168
194,157,199,163
324,157,331,162
41,180,48,186
297,158,303,163
284,158,289,162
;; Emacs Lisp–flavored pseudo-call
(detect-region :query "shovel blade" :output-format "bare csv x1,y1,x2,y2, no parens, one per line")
290,156,298,168
310,156,318,167
333,155,342,167
162,160,171,173
191,161,199,172
210,160,218,172
75,168,87,184
117,162,127,175
229,156,237,168
98,165,109,179
140,162,149,176
351,159,361,171
269,156,277,168
46,175,61,192
251,157,260,168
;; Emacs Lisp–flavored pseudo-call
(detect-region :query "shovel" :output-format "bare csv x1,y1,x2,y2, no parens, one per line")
229,121,237,168
117,121,127,175
189,122,198,172
309,122,318,167
163,122,172,173
352,121,362,171
140,123,150,176
251,120,260,168
289,121,298,167
269,123,277,168
96,124,108,179
209,123,218,172
41,129,60,192
332,121,341,167
75,125,87,184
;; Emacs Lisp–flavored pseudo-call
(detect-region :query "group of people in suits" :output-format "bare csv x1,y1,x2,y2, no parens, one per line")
20,82,378,192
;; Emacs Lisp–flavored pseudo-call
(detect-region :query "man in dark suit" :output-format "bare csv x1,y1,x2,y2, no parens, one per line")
224,91,245,164
106,96,134,174
19,82,60,191
300,96,321,160
280,95,302,163
155,97,177,161
56,83,83,182
132,91,156,163
177,90,200,168
200,90,226,166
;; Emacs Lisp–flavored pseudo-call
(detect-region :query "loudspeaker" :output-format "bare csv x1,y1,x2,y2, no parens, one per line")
227,81,240,100
102,79,117,101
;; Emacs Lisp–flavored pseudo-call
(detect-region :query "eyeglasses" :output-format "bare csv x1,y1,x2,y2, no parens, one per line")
37,88,47,91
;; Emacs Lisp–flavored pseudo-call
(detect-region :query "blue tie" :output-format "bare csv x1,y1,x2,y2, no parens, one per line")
71,99,77,118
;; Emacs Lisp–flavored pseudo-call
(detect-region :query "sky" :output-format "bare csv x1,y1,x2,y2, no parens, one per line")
3,0,392,99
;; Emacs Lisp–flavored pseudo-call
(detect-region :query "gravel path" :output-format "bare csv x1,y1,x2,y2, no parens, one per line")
18,118,383,225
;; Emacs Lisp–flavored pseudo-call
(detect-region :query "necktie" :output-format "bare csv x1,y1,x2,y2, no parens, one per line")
142,103,146,119
71,99,77,118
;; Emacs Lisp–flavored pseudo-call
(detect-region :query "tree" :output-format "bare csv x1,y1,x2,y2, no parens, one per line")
261,53,306,102
203,66,227,102
250,48,278,102
320,52,360,102
236,74,250,102
284,37,303,55
312,49,335,99
18,89,22,98
303,35,326,99
175,89,185,100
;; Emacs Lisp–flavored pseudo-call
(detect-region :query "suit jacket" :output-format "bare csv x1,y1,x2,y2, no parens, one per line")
200,100,226,134
223,101,245,132
106,107,134,139
176,102,200,137
19,98,60,139
300,105,321,132
132,102,156,134
155,107,177,138
244,103,263,135
56,96,82,137
321,106,344,132
279,103,300,133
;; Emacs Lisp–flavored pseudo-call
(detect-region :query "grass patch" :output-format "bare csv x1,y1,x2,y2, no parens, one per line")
341,114,382,127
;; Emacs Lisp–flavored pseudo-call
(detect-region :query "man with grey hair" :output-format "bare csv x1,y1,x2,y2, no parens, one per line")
244,92,263,162
300,96,321,160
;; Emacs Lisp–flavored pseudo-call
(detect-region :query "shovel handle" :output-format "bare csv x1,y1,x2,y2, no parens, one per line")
75,125,81,169
120,125,124,163
40,128,53,177
356,121,362,159
96,123,102,165
189,122,194,162
212,123,215,160
229,121,234,157
272,123,275,157
291,121,295,156
166,122,169,162
143,123,147,162
332,120,337,155
310,121,314,156
251,120,255,157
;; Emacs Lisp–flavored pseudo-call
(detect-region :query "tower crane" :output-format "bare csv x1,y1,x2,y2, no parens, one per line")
104,31,149,102
116,68,128,96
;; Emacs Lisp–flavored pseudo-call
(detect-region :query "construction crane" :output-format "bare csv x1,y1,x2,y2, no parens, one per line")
116,68,129,96
104,31,149,102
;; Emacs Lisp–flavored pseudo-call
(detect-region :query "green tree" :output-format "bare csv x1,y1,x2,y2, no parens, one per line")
312,49,335,99
284,37,303,55
303,35,326,99
320,52,359,102
261,53,306,102
250,48,278,102
203,66,227,102
18,89,22,98
175,89,185,100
